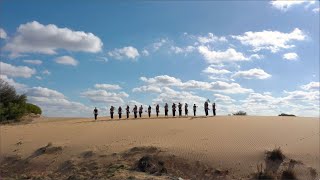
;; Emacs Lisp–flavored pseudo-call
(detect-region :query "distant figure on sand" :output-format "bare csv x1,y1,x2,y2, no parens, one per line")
139,105,143,118
185,103,188,116
110,106,114,119
193,104,197,116
156,104,160,117
164,103,169,117
118,106,122,119
212,103,216,116
93,107,98,120
126,105,130,119
204,101,209,116
172,103,176,117
178,103,182,117
148,105,152,118
133,105,138,118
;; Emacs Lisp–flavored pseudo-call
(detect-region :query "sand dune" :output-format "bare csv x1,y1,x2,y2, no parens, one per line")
1,116,319,179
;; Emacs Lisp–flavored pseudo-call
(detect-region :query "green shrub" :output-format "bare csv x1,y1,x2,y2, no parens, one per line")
26,103,42,115
278,113,295,117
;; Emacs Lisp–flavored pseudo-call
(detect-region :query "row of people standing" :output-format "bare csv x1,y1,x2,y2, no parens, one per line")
93,102,216,120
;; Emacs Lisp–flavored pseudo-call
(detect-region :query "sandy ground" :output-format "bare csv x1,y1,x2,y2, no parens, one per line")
0,115,319,179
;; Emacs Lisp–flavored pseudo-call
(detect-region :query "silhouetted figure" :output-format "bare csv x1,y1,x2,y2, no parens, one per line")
212,103,216,116
204,101,209,116
133,105,138,118
118,106,122,119
126,105,130,119
110,106,114,119
139,105,143,118
156,104,160,117
185,103,188,116
178,103,182,117
93,107,98,120
148,105,151,118
193,104,197,116
164,103,169,117
172,103,176,117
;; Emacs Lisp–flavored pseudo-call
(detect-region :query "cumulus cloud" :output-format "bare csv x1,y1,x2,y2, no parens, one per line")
23,59,43,65
0,75,27,91
108,46,140,60
4,21,103,57
94,84,122,90
301,81,320,91
152,38,167,51
81,89,129,104
170,46,195,54
55,56,78,66
232,28,306,53
270,0,316,11
0,61,36,78
283,52,298,60
202,65,231,75
232,68,271,79
0,28,7,39
132,85,162,93
42,70,51,75
198,46,250,63
197,33,227,44
27,87,65,98
213,94,235,104
141,49,150,56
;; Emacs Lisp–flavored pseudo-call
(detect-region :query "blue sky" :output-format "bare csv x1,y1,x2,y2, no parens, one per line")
0,0,319,117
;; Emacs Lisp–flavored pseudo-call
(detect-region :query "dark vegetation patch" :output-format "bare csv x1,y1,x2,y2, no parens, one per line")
278,113,296,117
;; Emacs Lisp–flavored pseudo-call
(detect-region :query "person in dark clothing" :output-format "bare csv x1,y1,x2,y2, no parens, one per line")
139,105,143,118
185,103,188,116
156,104,160,117
126,105,130,119
110,106,114,119
204,101,209,116
178,103,182,117
93,107,98,120
148,105,152,118
118,106,122,119
212,103,216,116
164,103,169,117
133,105,138,118
193,104,197,116
172,103,176,117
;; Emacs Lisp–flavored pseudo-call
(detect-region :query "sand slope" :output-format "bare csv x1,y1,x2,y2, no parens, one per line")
1,116,319,179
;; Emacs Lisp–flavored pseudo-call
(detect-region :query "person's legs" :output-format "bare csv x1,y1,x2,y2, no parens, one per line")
194,111,196,116
94,114,97,120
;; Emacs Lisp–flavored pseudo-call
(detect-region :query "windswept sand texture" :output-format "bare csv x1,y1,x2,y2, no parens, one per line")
1,116,319,179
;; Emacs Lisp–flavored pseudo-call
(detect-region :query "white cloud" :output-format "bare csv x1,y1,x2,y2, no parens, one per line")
213,94,235,104
232,68,271,79
36,76,42,80
0,75,27,91
153,38,167,51
313,8,320,13
27,87,65,98
197,33,227,44
282,90,319,102
23,59,43,65
232,28,306,53
283,52,298,60
81,89,129,104
108,46,140,60
0,61,36,78
42,70,51,75
270,0,316,11
142,49,150,56
301,81,320,91
94,83,122,90
202,65,231,75
132,85,162,93
171,46,195,54
55,56,78,66
4,21,103,57
198,46,250,63
0,28,7,39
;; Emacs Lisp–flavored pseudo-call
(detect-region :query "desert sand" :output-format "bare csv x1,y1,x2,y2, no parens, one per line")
1,115,319,179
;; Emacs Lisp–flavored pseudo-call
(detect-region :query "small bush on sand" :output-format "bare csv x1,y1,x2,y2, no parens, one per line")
252,163,274,179
233,111,247,116
281,169,297,180
278,113,295,117
25,103,42,115
266,147,285,162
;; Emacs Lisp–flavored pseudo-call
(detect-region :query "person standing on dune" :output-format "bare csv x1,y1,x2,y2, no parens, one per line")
185,103,188,116
126,105,130,119
110,106,114,119
148,105,152,118
118,106,122,119
193,104,197,116
172,103,176,117
139,105,143,118
156,104,160,117
164,103,169,117
93,107,98,120
178,103,182,117
133,105,138,118
204,101,209,116
212,103,216,116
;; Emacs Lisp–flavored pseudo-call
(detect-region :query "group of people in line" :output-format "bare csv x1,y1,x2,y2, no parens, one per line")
93,101,216,120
